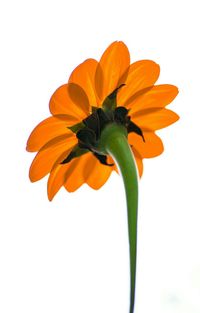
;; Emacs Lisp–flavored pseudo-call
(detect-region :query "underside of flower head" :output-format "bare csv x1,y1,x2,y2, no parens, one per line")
61,85,145,167
26,41,179,200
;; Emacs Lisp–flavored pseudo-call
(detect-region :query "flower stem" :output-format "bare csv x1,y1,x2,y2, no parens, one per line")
99,123,138,313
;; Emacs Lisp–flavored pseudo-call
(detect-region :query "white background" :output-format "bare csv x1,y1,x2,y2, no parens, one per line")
0,0,200,312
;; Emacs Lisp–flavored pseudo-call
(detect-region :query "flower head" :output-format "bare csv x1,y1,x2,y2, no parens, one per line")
27,41,179,200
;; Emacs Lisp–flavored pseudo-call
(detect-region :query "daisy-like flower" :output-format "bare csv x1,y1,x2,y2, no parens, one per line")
27,41,179,200
27,41,179,313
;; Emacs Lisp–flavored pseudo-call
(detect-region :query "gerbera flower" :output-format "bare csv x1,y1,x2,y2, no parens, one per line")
27,41,179,313
26,41,179,200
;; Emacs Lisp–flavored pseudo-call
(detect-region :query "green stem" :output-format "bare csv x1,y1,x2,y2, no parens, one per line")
99,123,138,313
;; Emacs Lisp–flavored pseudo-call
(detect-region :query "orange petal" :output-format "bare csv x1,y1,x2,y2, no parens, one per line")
128,84,179,114
49,83,90,120
95,41,130,101
131,148,143,177
117,60,160,107
131,108,179,131
29,135,77,182
128,131,164,158
47,160,71,201
64,154,91,192
26,115,77,152
69,58,100,107
84,154,113,189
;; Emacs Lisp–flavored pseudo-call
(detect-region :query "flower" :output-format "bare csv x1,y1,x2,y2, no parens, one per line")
26,41,179,200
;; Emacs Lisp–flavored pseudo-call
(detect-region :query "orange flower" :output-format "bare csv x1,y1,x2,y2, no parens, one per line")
27,41,179,200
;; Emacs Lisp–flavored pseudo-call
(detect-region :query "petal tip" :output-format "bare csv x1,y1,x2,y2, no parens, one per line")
175,86,179,96
26,144,30,152
29,172,36,183
175,113,180,121
168,84,179,96
47,192,53,201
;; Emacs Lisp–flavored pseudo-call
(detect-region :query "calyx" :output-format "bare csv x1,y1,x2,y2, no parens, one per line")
61,86,145,166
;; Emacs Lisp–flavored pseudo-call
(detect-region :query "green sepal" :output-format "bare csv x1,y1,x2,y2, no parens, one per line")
102,84,125,111
76,128,96,148
91,106,98,113
68,122,85,134
93,152,114,166
127,121,145,142
60,145,88,164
